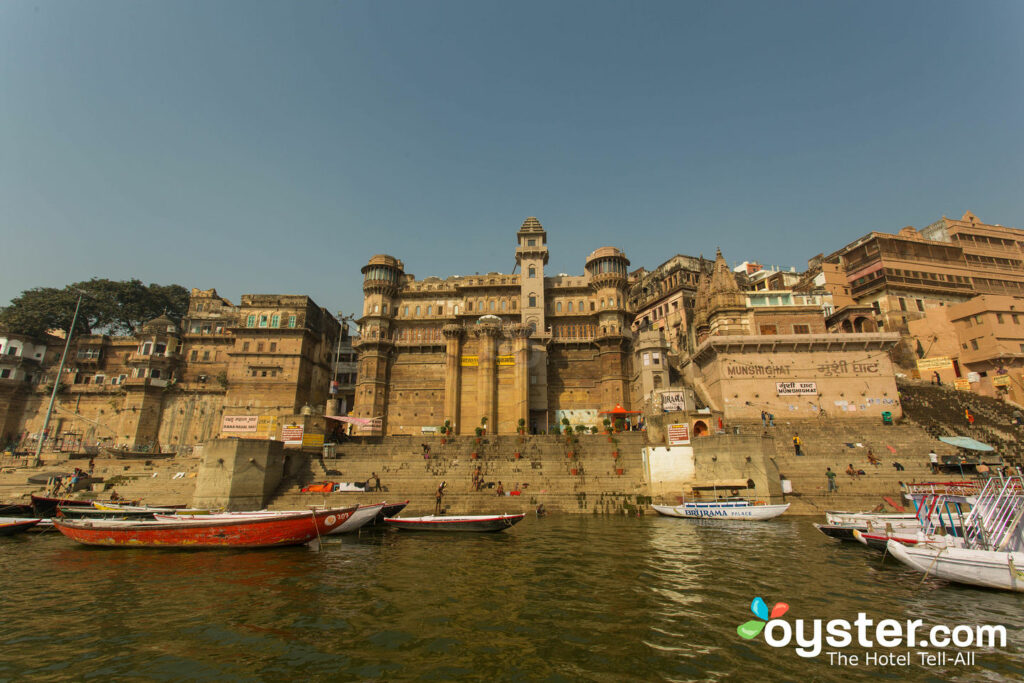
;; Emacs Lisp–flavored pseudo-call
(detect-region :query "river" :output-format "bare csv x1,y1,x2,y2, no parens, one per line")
2,516,1022,681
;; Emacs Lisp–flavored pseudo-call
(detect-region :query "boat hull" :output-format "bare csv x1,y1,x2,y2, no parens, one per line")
384,514,525,532
0,519,41,536
652,502,790,520
886,541,1024,592
328,503,387,535
53,507,356,548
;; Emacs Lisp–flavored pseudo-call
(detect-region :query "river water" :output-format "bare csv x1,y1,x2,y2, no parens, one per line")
2,516,1023,682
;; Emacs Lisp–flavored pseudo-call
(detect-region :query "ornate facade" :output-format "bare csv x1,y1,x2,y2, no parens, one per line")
352,217,638,435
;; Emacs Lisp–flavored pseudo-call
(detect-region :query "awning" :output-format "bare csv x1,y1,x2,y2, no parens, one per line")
688,479,754,490
939,436,995,452
325,415,380,426
598,404,641,416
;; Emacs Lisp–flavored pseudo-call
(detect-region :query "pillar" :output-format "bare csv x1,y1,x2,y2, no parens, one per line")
475,323,501,434
442,324,464,434
510,323,532,432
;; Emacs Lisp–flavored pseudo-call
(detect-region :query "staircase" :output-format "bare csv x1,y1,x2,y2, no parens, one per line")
268,434,651,516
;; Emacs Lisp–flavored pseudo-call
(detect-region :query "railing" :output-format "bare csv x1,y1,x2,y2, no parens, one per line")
962,476,1024,550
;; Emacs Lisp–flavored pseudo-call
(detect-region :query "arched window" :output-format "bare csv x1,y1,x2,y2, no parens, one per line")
528,266,536,278
489,301,495,311
427,305,432,315
415,306,421,316
454,305,459,315
556,301,562,312
567,302,573,312
529,295,537,307
501,300,507,311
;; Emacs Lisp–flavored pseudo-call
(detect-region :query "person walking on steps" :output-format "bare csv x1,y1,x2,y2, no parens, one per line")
435,481,446,515
793,433,802,456
826,467,839,493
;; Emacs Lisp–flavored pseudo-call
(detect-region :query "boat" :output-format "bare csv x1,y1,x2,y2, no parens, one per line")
31,495,136,518
384,513,526,532
0,503,35,517
652,499,790,520
53,506,358,548
886,541,1024,592
852,528,961,551
0,518,41,536
825,511,921,527
373,500,409,525
329,502,389,535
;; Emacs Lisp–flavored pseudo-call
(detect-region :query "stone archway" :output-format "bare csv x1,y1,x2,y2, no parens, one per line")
693,420,709,437
853,316,876,333
841,319,854,333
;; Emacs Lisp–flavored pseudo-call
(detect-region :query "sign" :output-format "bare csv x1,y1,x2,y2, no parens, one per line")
667,423,690,446
661,391,687,412
497,355,515,366
357,418,383,434
256,416,278,435
994,375,1012,387
917,357,954,372
954,378,971,391
281,424,304,445
460,355,478,367
967,372,981,384
302,433,324,449
222,415,258,433
776,381,818,396
421,426,438,433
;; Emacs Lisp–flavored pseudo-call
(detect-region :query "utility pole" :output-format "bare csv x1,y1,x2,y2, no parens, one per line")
34,291,84,465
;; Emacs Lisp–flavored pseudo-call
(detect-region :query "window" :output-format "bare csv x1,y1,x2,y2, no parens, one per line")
527,239,536,246
415,306,421,316
643,353,650,366
190,350,198,361
652,353,660,365
489,301,495,311
971,339,979,350
259,315,268,327
467,302,473,312
454,305,459,315
246,315,256,327
760,324,778,335
142,342,152,355
196,303,204,312
579,300,584,311
257,343,264,352
154,343,166,355
242,342,250,352
793,324,811,334
202,350,210,361
403,306,409,316
567,302,572,312
373,304,379,313
529,266,536,278
997,313,1004,324
382,304,388,315
899,298,907,311
427,305,432,315
0,369,9,379
270,342,277,352
271,314,280,328
501,301,506,311
288,316,296,328
151,369,161,379
556,302,562,312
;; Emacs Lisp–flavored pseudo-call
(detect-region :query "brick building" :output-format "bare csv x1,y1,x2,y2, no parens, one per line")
352,217,639,435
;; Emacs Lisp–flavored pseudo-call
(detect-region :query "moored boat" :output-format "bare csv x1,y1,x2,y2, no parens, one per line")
31,495,136,518
852,528,961,551
0,518,41,536
652,499,789,520
53,507,357,548
384,513,525,532
374,500,409,525
885,540,1024,592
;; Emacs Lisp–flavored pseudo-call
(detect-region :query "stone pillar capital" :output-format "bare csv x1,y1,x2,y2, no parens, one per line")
473,323,503,339
442,324,465,341
508,323,533,339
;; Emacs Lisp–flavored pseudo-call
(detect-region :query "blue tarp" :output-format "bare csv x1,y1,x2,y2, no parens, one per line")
939,436,995,452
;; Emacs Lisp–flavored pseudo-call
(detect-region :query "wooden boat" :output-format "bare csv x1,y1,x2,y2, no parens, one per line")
652,499,790,520
0,518,41,536
885,540,1024,592
31,495,136,518
853,528,961,551
53,506,358,548
825,511,921,527
329,502,388,535
0,503,35,517
373,501,409,525
384,513,525,532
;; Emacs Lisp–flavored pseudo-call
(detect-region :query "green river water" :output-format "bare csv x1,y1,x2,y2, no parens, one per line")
1,516,1022,681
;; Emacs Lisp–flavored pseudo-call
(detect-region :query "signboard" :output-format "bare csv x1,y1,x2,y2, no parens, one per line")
421,426,438,433
497,355,515,366
954,378,971,391
301,433,324,449
281,424,304,445
776,381,818,396
967,372,981,384
357,418,383,434
994,375,1012,387
460,355,478,367
222,415,258,433
661,391,687,412
256,416,278,436
667,423,691,446
917,357,954,372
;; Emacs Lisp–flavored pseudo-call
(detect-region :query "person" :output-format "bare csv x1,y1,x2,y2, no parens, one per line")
761,410,767,428
933,370,941,386
472,465,482,492
929,450,939,474
496,481,505,497
421,443,431,459
434,481,446,515
109,489,121,501
826,467,838,492
87,458,95,476
536,503,547,518
1014,410,1024,427
792,433,802,456
965,408,975,425
845,463,858,480
768,413,775,427
892,461,905,471
867,450,880,467
371,472,382,492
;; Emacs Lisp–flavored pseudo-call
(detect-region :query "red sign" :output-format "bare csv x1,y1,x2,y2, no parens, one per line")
667,423,690,446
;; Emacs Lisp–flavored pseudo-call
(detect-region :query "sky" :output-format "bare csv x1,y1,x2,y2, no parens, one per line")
2,1,1023,320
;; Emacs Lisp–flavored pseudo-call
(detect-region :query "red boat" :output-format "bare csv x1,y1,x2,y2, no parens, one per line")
53,507,357,548
0,519,41,536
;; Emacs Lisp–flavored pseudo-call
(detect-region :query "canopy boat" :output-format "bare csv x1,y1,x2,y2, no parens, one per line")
652,499,790,520
384,513,525,532
53,506,357,548
0,518,41,536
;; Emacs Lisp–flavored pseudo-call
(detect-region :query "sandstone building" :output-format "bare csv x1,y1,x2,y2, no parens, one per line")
352,217,638,435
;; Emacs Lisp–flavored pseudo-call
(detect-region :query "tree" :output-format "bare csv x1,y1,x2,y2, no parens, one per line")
0,278,190,338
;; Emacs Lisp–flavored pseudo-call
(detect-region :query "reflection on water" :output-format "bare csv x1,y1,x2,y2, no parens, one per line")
2,517,1023,681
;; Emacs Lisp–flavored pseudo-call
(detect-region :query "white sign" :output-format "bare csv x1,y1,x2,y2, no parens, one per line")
776,381,818,396
667,423,691,446
661,391,687,412
281,424,304,445
967,372,981,384
222,415,259,433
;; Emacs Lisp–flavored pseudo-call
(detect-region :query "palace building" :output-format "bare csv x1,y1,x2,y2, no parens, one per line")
352,217,639,435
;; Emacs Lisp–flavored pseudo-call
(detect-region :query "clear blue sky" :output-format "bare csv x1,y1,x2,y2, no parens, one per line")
2,1,1022,320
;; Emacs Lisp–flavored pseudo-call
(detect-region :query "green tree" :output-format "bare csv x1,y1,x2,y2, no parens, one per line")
0,278,189,337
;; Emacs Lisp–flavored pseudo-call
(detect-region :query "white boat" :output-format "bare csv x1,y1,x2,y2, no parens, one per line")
328,502,387,535
886,540,1024,592
652,499,790,520
825,511,919,526
155,502,389,535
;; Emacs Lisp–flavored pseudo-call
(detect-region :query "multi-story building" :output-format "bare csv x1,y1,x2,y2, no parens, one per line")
628,254,708,356
352,217,638,435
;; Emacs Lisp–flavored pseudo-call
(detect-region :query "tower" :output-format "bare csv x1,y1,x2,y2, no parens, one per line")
353,254,404,433
585,247,632,409
516,217,548,337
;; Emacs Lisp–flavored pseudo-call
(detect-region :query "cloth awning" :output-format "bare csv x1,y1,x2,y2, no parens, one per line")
325,415,380,426
939,436,995,452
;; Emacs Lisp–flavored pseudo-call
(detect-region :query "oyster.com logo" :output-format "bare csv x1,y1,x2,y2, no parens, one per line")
737,597,789,640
